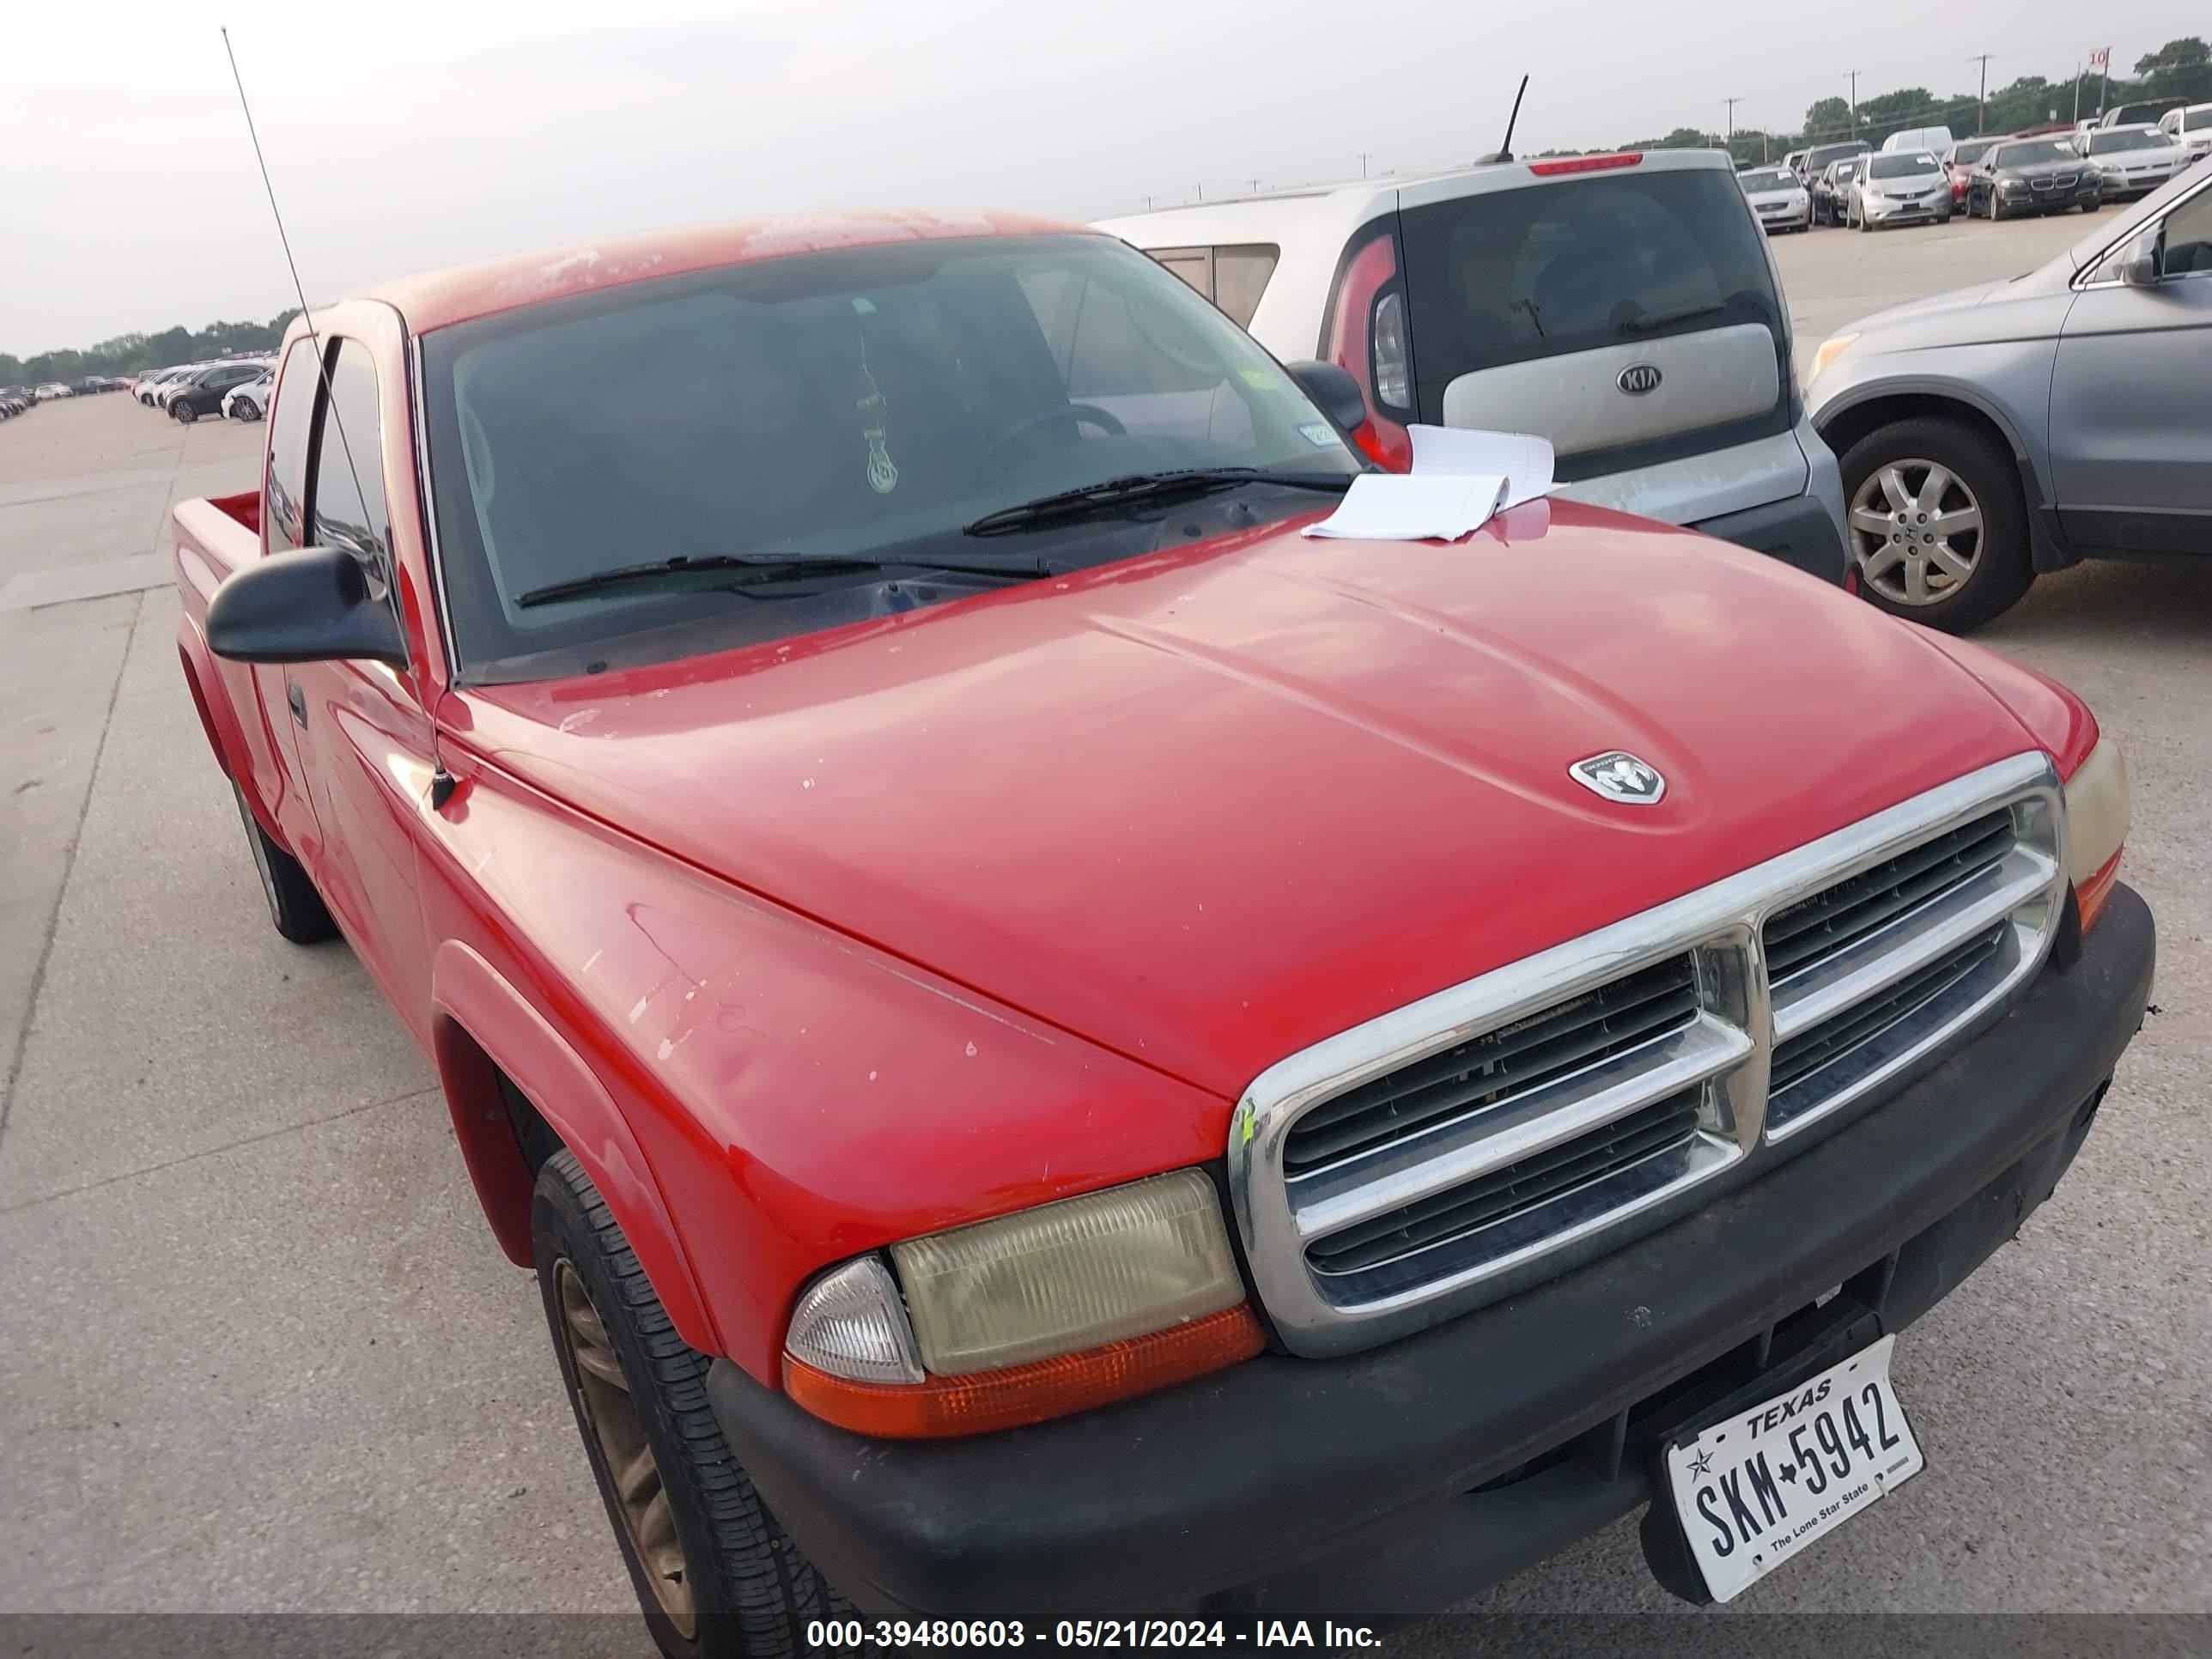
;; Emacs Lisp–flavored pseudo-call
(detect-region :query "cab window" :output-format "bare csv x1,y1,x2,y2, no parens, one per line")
308,339,393,580
264,340,319,552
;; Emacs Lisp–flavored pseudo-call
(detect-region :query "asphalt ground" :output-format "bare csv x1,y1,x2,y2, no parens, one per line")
0,211,2203,1644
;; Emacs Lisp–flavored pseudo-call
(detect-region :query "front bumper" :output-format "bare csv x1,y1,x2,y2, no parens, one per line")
709,884,2153,1616
1863,198,1950,223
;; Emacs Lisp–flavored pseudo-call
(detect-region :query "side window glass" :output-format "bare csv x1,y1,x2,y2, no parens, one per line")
1151,249,1212,299
2159,190,2212,278
310,339,393,585
264,339,319,552
1212,246,1280,329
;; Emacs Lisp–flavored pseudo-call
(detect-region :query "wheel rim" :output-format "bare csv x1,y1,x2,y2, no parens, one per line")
1849,459,1985,606
553,1261,697,1637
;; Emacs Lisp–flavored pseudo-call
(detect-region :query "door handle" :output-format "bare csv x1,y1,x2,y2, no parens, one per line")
286,680,307,727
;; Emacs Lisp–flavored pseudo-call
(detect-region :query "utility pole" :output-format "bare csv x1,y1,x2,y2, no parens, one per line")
1248,178,1262,193
1723,96,1741,143
1194,183,1204,201
1358,151,1370,178
2072,62,2081,125
2098,46,2111,117
1846,70,1859,137
1142,195,1157,210
1972,52,1990,134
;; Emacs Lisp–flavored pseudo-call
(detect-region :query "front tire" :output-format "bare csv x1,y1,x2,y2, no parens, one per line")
233,783,337,942
174,402,198,424
533,1151,851,1659
1838,417,2033,632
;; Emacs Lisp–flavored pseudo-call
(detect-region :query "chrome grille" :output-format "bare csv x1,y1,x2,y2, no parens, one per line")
1231,753,2066,1357
1283,954,1700,1174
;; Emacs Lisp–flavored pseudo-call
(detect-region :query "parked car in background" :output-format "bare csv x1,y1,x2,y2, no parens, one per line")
173,208,2150,1639
1942,137,2002,207
1099,149,1846,576
222,368,275,421
1736,165,1811,232
2081,125,2192,201
1966,137,2102,219
138,366,204,405
1809,163,2212,630
1812,157,1858,225
2155,103,2212,163
1798,138,1871,184
0,391,27,420
35,383,72,400
1846,151,1953,229
2103,97,2185,130
1781,148,1808,177
1882,125,1954,155
169,361,271,423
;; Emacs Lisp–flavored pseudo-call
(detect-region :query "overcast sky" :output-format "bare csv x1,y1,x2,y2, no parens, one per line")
3,1,2203,353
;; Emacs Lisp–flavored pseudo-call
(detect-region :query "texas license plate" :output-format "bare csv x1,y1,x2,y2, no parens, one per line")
1664,1334,1924,1602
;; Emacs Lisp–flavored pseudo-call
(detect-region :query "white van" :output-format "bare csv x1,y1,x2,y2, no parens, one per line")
1881,126,1955,155
1096,150,1847,578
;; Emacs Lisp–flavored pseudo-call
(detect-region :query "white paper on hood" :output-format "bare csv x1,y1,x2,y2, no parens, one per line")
1300,471,1509,542
1408,425,1555,510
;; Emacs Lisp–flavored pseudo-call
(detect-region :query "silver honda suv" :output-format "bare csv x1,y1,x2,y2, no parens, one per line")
1808,159,2212,630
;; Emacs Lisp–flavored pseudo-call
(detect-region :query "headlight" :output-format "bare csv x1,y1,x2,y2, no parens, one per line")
1809,331,1859,381
783,1170,1261,1437
2063,736,2130,928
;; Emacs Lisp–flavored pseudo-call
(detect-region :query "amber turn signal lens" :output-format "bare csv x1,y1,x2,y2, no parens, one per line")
2076,847,2124,934
784,1304,1266,1438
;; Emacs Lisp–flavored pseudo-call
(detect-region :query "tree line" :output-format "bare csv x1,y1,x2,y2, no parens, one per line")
1,311,299,389
1569,36,2210,167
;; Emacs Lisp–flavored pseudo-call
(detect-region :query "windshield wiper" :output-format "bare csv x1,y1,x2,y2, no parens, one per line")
963,468,1356,537
1619,301,1735,336
514,550,1047,608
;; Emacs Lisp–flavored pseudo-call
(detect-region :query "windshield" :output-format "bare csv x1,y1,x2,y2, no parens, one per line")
1806,143,1868,170
1995,140,2080,167
1869,154,1939,179
1738,170,1795,191
1948,140,1997,166
421,233,1361,682
2088,129,2163,154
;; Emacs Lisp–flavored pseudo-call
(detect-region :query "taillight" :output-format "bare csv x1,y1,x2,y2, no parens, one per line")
1528,152,1644,176
1323,233,1413,471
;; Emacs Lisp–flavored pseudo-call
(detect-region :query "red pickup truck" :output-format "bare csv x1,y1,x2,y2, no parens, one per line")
173,210,2152,1644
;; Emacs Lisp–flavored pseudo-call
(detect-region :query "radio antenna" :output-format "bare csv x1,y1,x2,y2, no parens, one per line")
219,27,372,554
1479,75,1531,166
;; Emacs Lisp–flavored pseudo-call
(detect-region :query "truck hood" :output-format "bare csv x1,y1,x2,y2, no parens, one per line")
457,504,2044,1100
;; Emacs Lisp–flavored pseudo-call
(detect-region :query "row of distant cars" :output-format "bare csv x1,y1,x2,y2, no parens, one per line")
127,357,276,422
0,375,131,420
1736,98,2212,234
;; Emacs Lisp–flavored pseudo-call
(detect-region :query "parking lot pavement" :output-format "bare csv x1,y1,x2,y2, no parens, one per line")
1,216,2204,1630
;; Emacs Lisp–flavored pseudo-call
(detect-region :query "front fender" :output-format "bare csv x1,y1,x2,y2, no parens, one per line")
1813,374,2050,503
429,939,720,1354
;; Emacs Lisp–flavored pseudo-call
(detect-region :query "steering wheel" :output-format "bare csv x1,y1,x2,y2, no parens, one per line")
974,402,1127,476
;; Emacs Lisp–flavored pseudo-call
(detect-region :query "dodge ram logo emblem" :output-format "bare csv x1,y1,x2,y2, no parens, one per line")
1617,363,1662,397
1571,752,1667,805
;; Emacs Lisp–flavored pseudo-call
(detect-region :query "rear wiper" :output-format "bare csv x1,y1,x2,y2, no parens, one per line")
1619,301,1734,335
963,468,1356,537
514,550,1048,608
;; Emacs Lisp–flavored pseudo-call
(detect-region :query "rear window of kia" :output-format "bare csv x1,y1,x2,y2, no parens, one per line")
1396,167,1784,412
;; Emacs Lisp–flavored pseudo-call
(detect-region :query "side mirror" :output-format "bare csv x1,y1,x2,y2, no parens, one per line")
1284,360,1369,434
206,546,407,666
2118,228,2163,288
